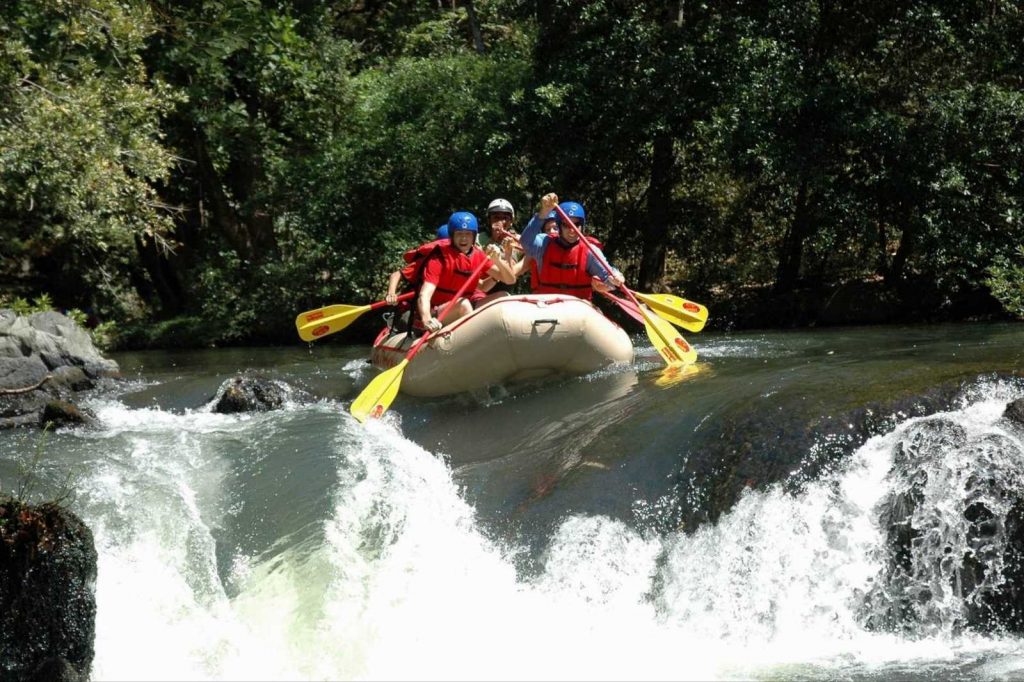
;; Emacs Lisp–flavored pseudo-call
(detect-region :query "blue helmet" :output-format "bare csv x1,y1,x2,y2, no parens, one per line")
557,201,586,225
436,224,449,239
447,211,479,234
544,210,558,222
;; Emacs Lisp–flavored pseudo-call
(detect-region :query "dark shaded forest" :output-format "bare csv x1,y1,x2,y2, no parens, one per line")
1,0,1022,347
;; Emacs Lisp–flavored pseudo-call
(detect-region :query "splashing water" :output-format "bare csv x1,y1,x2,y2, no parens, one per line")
19,374,1024,680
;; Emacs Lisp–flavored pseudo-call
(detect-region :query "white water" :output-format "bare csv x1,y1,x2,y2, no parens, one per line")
68,382,1024,681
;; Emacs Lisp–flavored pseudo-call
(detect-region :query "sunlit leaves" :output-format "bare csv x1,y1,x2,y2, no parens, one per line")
0,0,178,317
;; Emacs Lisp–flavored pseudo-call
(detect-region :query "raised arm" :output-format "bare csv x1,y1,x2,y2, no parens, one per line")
520,192,559,261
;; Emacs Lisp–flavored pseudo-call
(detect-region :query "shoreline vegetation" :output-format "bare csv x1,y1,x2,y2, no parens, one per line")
1,2,1021,351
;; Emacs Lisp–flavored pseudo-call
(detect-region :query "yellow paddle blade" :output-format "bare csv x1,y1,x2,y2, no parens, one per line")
295,303,370,342
633,292,708,332
655,363,705,388
350,358,409,423
640,305,698,366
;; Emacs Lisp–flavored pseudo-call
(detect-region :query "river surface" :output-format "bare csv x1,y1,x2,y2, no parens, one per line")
2,322,1024,680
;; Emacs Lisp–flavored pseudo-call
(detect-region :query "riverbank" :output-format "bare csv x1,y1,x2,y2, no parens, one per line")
108,276,1016,350
710,277,1010,331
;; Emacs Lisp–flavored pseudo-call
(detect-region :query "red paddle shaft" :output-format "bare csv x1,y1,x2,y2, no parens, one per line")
402,253,493,361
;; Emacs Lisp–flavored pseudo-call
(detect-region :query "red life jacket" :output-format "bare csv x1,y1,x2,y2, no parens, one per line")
400,238,449,283
528,235,604,293
533,237,594,300
425,244,490,306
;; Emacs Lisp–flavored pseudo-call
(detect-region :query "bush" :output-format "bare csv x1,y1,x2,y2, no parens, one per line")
987,246,1024,319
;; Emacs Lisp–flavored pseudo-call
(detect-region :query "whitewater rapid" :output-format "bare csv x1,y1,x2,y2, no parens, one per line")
63,377,1024,681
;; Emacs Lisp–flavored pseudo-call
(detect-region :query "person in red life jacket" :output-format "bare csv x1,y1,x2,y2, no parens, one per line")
418,211,516,332
384,224,448,306
518,209,561,290
518,193,624,300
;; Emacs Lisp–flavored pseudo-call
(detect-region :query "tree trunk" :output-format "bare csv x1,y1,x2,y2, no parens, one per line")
888,205,916,284
464,0,485,54
134,233,185,315
774,177,811,292
193,132,277,263
638,132,675,290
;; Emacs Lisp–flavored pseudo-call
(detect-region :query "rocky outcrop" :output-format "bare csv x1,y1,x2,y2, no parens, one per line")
860,417,1024,636
0,310,116,429
1,499,97,681
1004,398,1024,429
211,373,307,413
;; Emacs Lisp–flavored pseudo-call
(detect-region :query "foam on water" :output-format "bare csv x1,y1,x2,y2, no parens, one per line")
73,380,1024,680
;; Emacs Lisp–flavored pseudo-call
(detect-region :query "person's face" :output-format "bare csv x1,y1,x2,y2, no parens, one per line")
544,220,558,237
451,229,475,250
489,212,513,234
558,218,583,243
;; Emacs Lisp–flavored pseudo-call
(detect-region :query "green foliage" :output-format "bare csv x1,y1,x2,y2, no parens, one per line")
0,293,53,316
0,292,118,349
65,309,87,327
277,49,532,318
90,321,120,351
1,0,1022,340
987,246,1024,319
0,0,180,319
119,316,212,350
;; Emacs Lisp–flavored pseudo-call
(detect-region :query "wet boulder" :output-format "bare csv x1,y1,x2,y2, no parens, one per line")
40,401,92,429
211,374,301,413
1004,398,1024,430
0,310,115,429
860,418,1024,635
0,499,97,681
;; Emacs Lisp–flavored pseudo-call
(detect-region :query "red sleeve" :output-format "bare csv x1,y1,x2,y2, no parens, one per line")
421,254,444,285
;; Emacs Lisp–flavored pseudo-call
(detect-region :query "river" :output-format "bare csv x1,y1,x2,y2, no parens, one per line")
2,322,1024,680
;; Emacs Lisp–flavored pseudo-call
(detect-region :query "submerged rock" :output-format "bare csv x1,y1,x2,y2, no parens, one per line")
40,401,93,429
26,656,83,682
1004,398,1024,429
0,499,97,681
860,419,1024,636
211,374,304,413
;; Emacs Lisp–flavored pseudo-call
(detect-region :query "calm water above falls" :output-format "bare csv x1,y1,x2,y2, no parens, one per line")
2,322,1024,680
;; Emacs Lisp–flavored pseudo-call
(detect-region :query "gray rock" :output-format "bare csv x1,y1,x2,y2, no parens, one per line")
26,312,117,377
0,312,119,428
27,656,83,682
1004,398,1024,428
0,308,16,333
0,335,28,359
0,413,42,430
212,375,289,413
0,356,50,392
40,400,92,429
48,367,93,393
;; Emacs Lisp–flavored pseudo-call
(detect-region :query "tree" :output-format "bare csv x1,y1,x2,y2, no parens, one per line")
0,0,177,318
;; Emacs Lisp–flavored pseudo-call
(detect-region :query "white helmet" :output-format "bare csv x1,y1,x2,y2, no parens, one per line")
486,198,514,218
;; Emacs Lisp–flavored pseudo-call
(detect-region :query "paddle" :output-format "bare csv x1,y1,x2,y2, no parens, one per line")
552,204,696,366
632,291,708,332
599,290,646,325
350,254,494,423
295,292,415,342
601,289,709,334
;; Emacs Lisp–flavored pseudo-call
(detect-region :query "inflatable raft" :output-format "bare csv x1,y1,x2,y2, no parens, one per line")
370,294,634,397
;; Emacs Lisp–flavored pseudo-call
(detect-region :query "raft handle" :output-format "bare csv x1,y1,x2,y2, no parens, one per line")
532,319,560,326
